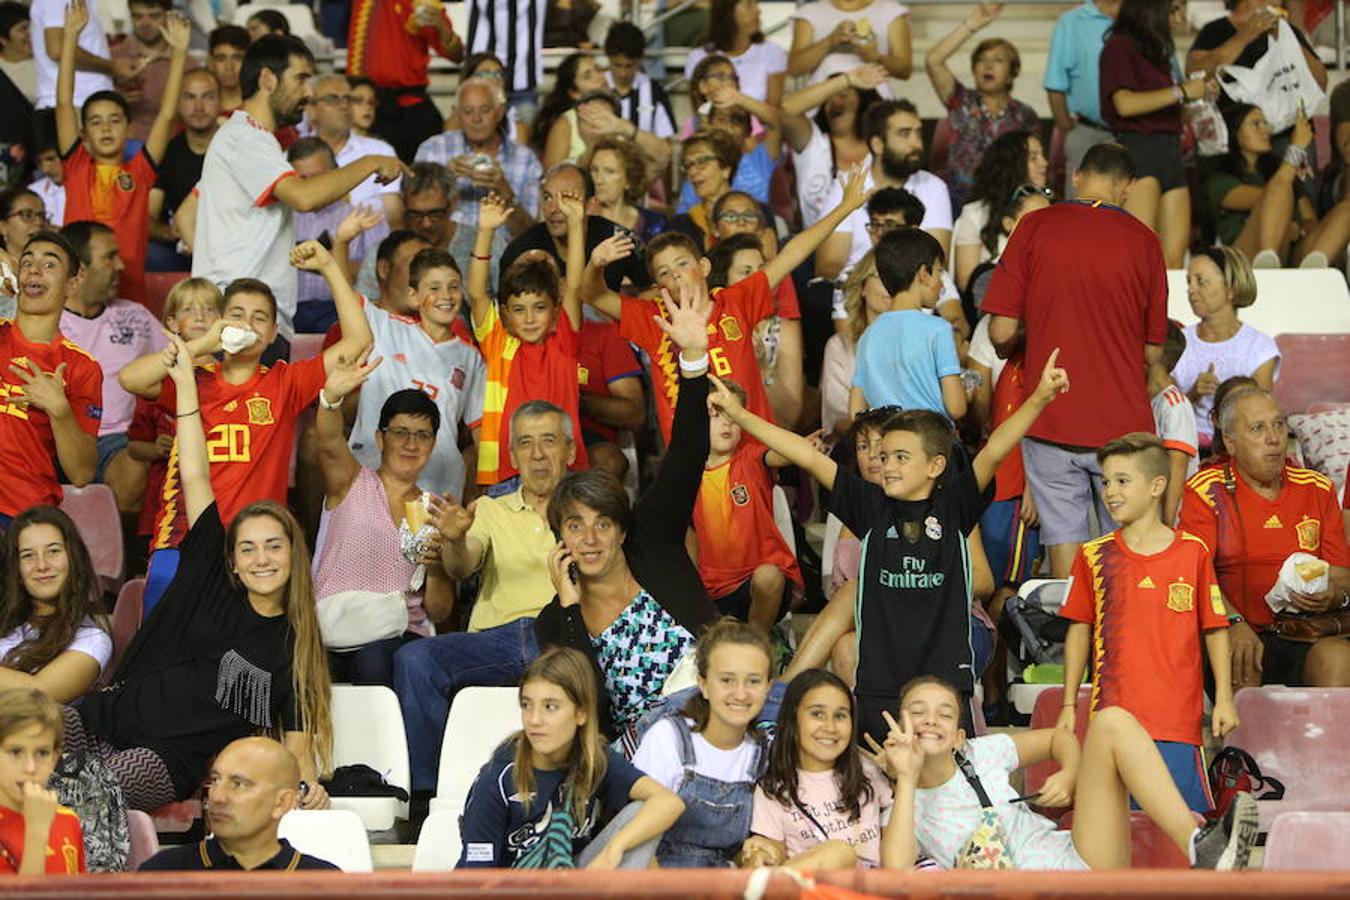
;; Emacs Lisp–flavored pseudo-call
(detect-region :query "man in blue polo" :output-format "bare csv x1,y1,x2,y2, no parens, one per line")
1044,0,1119,196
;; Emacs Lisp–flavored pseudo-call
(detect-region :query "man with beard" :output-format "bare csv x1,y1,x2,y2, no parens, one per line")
147,67,219,270
114,0,200,141
192,35,403,357
814,99,954,283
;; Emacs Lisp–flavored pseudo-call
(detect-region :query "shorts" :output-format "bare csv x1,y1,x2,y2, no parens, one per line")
713,572,791,622
1258,631,1322,685
1137,741,1213,814
1115,131,1187,193
979,496,1042,585
1020,438,1114,546
95,432,129,482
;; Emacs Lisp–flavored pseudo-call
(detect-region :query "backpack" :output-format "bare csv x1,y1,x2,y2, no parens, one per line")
48,751,130,873
1208,746,1285,820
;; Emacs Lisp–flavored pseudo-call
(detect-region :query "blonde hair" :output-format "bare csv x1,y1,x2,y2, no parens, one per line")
162,277,225,324
512,648,607,822
1195,246,1257,309
843,249,880,344
0,688,63,750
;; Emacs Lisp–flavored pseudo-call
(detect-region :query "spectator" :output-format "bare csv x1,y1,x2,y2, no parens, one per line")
314,380,455,687
349,228,431,312
576,319,645,483
684,0,787,142
396,401,576,795
0,506,110,702
984,143,1168,578
544,89,631,169
58,220,166,526
464,0,546,124
1099,0,1211,267
308,73,404,230
191,34,402,351
952,130,1049,289
27,117,66,226
0,188,47,317
692,378,802,628
788,0,913,85
244,9,290,42
356,164,509,306
670,130,746,249
55,1,190,305
0,3,34,106
1207,104,1350,268
604,22,677,142
415,77,541,240
67,332,337,811
457,647,684,868
207,25,248,113
1204,373,1259,463
815,100,953,283
850,228,966,421
147,68,220,272
349,248,485,501
819,250,889,440
588,136,669,244
924,4,1039,208
630,619,773,868
0,689,84,874
442,53,529,145
1181,387,1350,689
139,737,337,871
962,184,1053,306
31,0,135,110
0,231,101,531
531,53,607,165
346,0,464,162
1045,0,1119,195
348,75,379,137
544,0,600,48
677,92,780,214
535,289,720,735
1174,246,1278,449
1152,323,1200,523
114,0,189,142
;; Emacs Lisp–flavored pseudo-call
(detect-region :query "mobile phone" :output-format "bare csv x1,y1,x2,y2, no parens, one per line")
552,528,580,584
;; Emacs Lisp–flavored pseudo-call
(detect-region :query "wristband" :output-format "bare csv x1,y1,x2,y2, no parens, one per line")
318,389,343,411
1282,143,1308,169
1227,612,1244,625
678,352,709,375
470,253,492,261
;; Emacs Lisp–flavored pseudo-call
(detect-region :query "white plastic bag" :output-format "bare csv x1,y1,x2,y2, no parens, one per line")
1218,19,1325,134
1264,552,1330,615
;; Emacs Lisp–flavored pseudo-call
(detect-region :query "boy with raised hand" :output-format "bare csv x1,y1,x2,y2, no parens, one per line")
1057,433,1236,813
468,190,586,486
56,0,189,304
708,350,1070,743
582,165,870,440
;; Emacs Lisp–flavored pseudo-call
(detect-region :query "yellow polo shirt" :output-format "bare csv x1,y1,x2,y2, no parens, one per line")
466,488,557,632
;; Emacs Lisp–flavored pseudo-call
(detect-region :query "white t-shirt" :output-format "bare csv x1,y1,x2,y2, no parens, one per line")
825,164,953,279
0,618,112,674
1171,323,1281,441
912,735,1087,870
967,315,1007,387
192,111,299,337
631,716,761,792
1152,384,1200,482
31,0,113,108
348,301,487,501
335,132,401,214
953,199,992,249
794,119,836,229
790,0,909,89
31,176,66,227
684,41,787,104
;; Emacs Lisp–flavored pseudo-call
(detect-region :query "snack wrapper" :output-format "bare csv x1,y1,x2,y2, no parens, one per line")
1265,552,1330,614
399,492,440,589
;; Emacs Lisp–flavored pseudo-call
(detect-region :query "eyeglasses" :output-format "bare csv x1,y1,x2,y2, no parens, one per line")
865,218,905,235
382,426,436,446
6,209,45,224
681,153,719,174
1009,183,1054,204
472,69,504,79
317,94,352,106
405,207,449,222
716,211,761,226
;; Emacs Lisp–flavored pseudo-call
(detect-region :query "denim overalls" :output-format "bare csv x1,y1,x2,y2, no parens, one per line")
654,715,767,868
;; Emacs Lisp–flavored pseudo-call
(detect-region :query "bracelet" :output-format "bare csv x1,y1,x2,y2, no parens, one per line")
470,253,492,261
318,389,343,411
1171,85,1186,105
177,408,200,418
678,352,709,375
1282,143,1308,169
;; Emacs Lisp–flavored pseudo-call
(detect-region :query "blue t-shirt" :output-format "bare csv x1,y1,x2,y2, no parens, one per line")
457,741,643,867
676,143,774,214
852,309,961,416
1043,1,1114,123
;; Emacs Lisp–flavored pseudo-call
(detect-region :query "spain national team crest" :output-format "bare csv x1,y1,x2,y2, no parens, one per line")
1295,517,1321,552
245,396,274,426
731,484,750,505
1167,580,1195,613
718,316,742,341
117,172,134,192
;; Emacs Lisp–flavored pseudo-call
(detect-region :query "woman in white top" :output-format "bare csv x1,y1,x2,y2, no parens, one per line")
684,0,787,149
0,506,111,703
819,248,889,440
788,0,912,83
1174,246,1279,447
951,130,1049,290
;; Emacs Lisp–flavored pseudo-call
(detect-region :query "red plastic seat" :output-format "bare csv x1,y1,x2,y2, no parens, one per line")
150,798,201,835
127,809,160,871
59,483,123,594
1025,685,1091,802
290,332,327,363
102,578,144,686
1058,810,1189,869
1273,334,1350,415
1264,811,1350,870
142,272,188,323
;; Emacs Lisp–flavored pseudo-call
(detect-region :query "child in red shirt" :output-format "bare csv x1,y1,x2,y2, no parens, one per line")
1059,433,1236,813
55,0,191,304
0,689,85,875
469,191,587,485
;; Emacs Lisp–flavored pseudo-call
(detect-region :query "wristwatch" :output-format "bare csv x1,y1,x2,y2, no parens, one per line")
1227,612,1245,626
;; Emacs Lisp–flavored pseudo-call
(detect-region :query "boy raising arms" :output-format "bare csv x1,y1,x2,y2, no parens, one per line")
56,0,189,304
583,165,870,439
708,351,1070,742
1057,433,1236,812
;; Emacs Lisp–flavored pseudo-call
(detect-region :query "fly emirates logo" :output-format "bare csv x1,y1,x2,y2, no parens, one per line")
879,558,945,590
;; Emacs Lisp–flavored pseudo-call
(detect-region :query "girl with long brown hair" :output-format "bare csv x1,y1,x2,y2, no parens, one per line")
457,647,683,868
63,333,333,812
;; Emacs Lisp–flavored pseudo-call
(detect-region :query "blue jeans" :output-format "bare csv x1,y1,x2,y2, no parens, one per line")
328,633,421,687
393,618,539,792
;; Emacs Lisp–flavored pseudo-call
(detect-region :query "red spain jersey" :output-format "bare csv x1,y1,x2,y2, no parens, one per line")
577,320,642,445
151,357,326,550
348,0,453,90
693,441,802,598
989,351,1028,503
61,144,153,303
1060,530,1228,745
0,806,85,873
619,271,774,440
0,321,102,516
1179,464,1350,627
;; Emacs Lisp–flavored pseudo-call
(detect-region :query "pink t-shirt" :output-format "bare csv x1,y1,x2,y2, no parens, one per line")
313,466,429,636
59,299,167,436
751,760,893,867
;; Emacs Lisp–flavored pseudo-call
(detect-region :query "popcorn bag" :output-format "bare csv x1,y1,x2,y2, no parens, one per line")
1264,552,1330,614
399,492,440,567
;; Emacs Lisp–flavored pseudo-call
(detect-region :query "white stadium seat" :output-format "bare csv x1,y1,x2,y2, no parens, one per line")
277,809,374,872
329,685,412,830
430,686,520,816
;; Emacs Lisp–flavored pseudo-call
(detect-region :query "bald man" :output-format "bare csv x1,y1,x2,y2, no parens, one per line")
307,72,404,226
138,738,338,872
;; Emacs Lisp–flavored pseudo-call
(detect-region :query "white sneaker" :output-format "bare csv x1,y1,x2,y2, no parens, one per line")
1299,250,1329,269
1252,249,1282,269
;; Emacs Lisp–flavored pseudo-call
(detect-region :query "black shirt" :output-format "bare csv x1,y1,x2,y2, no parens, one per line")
828,463,993,727
499,216,653,293
139,837,337,871
155,131,207,222
79,504,300,796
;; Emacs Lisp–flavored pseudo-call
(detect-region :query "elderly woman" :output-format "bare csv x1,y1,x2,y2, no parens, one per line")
1173,246,1279,449
670,130,746,249
588,135,668,244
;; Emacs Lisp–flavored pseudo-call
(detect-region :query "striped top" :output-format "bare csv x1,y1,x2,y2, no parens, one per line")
466,0,546,92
